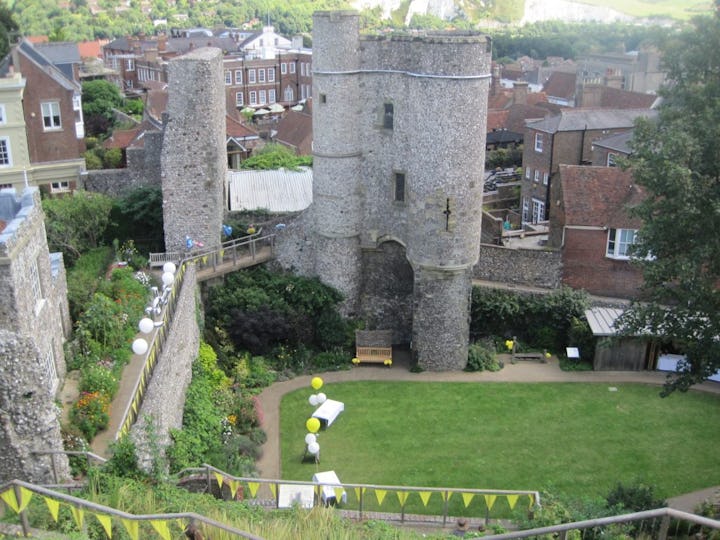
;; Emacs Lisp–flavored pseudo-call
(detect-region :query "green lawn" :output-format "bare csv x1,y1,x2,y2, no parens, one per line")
281,382,720,510
576,0,712,20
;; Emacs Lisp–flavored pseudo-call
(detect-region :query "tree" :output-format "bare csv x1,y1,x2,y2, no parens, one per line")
0,4,18,58
82,80,123,136
43,190,114,266
618,3,720,394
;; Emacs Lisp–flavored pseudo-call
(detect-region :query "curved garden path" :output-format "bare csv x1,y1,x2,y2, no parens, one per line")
255,353,720,497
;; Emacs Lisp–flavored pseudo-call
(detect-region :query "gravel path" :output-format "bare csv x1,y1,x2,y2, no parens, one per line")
255,353,720,512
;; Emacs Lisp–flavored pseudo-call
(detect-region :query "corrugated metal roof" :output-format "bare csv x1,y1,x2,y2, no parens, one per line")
228,167,312,212
584,307,625,336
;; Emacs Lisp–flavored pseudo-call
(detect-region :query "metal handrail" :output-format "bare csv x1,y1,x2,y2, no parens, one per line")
0,479,263,539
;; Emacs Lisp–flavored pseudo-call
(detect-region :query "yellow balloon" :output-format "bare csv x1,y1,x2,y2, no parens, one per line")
311,377,323,390
306,417,321,433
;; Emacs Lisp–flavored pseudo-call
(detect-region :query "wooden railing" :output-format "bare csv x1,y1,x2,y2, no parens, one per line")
0,479,263,539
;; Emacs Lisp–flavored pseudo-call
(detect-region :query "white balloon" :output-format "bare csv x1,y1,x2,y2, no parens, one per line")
317,392,327,404
132,338,149,355
138,317,154,334
162,262,177,274
304,433,316,445
308,394,319,406
307,441,320,455
161,271,175,286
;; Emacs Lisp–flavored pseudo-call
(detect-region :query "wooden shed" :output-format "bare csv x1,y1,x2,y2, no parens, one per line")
584,307,658,371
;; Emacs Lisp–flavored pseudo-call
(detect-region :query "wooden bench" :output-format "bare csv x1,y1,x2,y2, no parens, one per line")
354,346,392,365
354,330,393,366
511,352,546,364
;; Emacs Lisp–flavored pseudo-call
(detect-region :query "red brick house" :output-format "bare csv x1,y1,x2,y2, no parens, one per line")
549,165,645,299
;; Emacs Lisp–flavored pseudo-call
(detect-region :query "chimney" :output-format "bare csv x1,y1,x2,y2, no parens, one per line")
513,81,528,105
491,63,502,96
605,68,624,89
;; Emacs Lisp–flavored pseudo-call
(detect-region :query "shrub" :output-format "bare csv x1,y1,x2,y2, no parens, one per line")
311,347,350,371
103,436,144,479
466,340,502,372
605,481,665,512
71,391,110,441
79,364,118,398
62,427,90,477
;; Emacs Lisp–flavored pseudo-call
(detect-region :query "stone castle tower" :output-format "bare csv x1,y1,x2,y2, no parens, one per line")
0,187,71,483
307,11,492,370
161,47,227,253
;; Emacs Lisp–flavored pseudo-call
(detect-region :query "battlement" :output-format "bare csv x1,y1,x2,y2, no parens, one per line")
0,187,41,258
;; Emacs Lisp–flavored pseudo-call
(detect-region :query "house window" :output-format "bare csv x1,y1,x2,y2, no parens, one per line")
268,67,275,82
236,92,244,106
522,197,529,222
41,102,61,130
320,93,326,104
281,63,287,75
125,58,134,71
249,91,257,106
235,70,243,84
534,170,540,183
300,63,304,76
383,103,394,129
0,104,6,124
607,228,637,259
534,132,543,152
525,167,532,180
224,71,232,85
269,89,276,103
0,137,11,166
543,172,549,185
284,86,294,102
258,68,266,83
394,172,406,202
531,198,545,223
607,152,617,167
289,62,296,74
248,69,256,84
50,181,70,193
259,90,266,104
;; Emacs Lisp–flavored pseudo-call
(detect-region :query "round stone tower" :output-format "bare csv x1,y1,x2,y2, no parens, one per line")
310,11,364,314
161,47,227,253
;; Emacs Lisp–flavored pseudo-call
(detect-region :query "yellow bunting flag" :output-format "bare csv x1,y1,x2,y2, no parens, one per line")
70,506,84,529
219,250,225,257
214,472,224,490
374,489,387,506
121,519,139,540
461,492,475,508
334,488,345,502
419,491,432,507
528,493,535,509
269,483,277,499
443,491,453,502
353,487,365,501
201,256,208,264
151,519,171,540
0,489,19,513
229,480,240,499
396,491,409,506
18,487,33,512
94,513,113,538
44,497,60,522
248,482,260,498
484,494,497,511
507,494,519,510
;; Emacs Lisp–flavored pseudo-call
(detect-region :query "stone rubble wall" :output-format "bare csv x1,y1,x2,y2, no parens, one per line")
474,243,562,289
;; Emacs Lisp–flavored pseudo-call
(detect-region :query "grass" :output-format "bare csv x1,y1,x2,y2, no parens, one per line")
281,381,720,514
574,0,713,20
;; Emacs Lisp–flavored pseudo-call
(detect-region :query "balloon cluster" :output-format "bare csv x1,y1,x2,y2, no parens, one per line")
132,262,177,356
304,377,324,456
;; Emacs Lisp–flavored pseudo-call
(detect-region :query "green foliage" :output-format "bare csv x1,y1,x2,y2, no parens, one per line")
79,364,119,398
240,143,312,170
486,146,524,169
618,8,720,394
122,98,144,116
470,286,589,352
466,340,502,372
103,147,123,168
103,436,145,479
311,347,350,371
105,186,165,254
82,80,123,121
66,246,113,321
567,316,595,364
605,481,665,512
42,190,114,266
83,148,103,170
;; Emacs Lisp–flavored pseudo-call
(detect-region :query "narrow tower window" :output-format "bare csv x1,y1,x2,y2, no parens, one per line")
383,103,394,129
394,172,405,202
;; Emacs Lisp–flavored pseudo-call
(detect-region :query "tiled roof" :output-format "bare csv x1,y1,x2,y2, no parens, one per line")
15,40,80,91
597,86,659,109
103,127,142,149
35,42,81,64
275,107,312,155
559,165,644,228
228,167,313,212
78,40,108,59
487,110,509,131
226,115,259,139
542,71,576,100
592,130,634,154
528,108,656,134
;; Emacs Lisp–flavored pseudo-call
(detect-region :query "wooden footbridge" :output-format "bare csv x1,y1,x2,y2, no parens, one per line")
149,232,275,281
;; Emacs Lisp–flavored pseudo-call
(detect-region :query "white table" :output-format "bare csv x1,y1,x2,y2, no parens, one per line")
312,470,347,505
312,399,344,427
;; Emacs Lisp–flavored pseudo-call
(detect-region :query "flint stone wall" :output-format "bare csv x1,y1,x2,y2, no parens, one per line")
473,243,562,289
